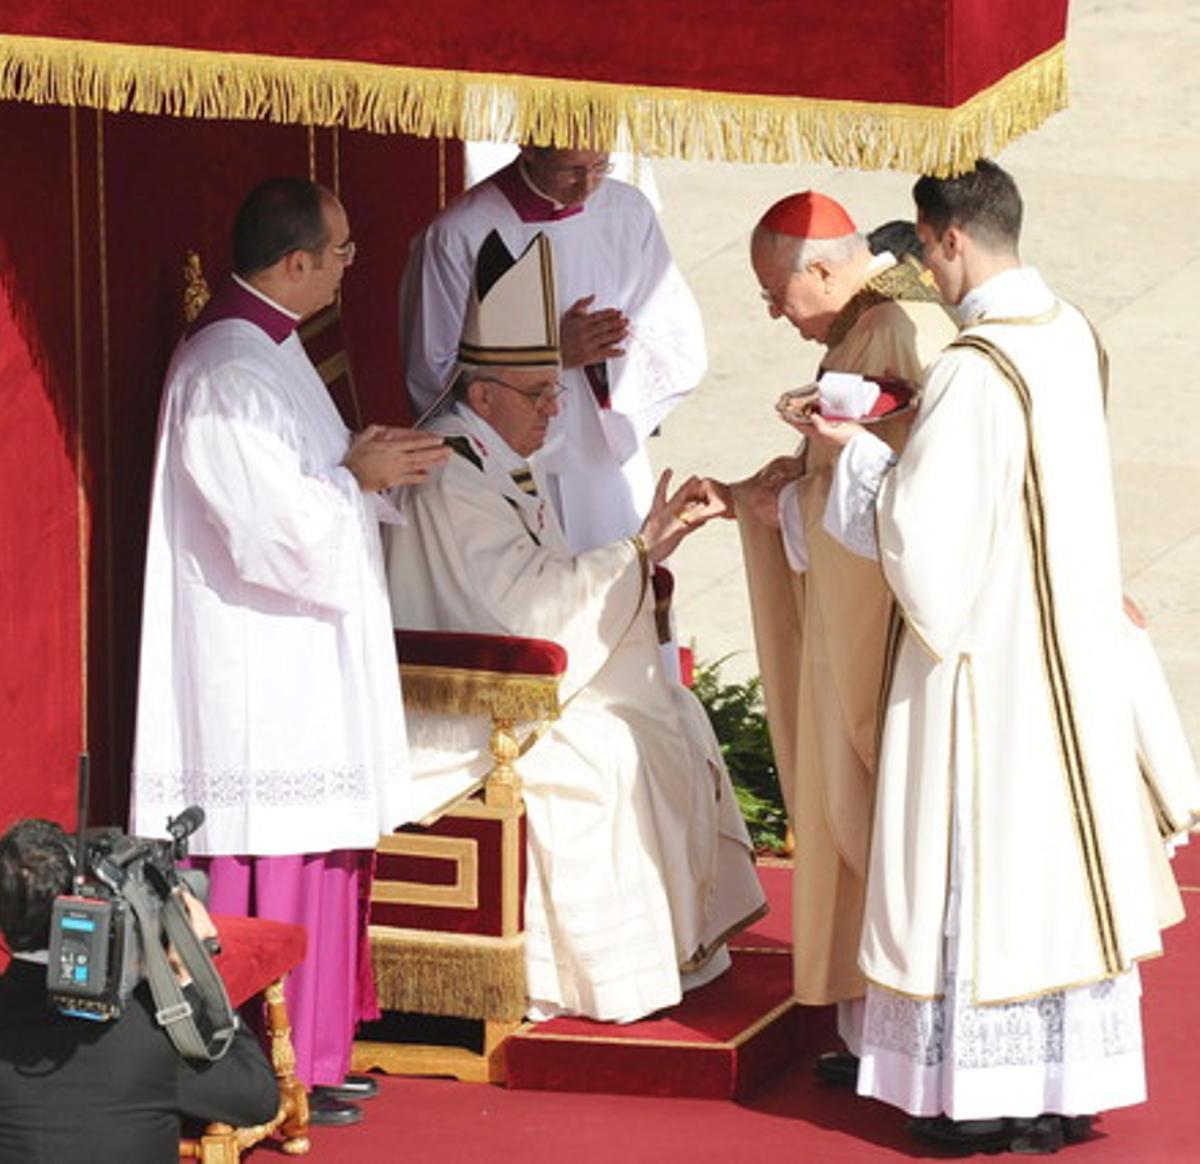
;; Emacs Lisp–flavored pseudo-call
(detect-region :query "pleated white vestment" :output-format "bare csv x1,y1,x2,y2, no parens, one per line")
131,279,410,856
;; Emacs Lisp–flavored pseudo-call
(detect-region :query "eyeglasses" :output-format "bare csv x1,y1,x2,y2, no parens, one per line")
477,376,568,405
330,238,357,266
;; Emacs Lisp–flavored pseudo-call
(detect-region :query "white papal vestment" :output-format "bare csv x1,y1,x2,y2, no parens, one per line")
827,267,1185,1119
385,405,765,1022
401,161,706,551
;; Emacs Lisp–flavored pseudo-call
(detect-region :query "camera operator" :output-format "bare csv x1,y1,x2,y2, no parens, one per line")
0,818,279,1164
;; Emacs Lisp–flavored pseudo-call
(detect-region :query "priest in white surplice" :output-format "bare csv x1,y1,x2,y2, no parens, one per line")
812,160,1190,1154
130,179,449,1123
401,146,706,552
388,229,766,1022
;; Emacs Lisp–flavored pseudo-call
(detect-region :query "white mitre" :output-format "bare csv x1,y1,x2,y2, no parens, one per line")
417,229,560,425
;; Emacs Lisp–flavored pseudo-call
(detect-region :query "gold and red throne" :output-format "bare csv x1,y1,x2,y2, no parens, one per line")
353,628,566,1083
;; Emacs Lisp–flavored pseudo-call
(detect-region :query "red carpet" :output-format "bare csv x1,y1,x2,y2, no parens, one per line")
259,850,1200,1162
505,863,801,1098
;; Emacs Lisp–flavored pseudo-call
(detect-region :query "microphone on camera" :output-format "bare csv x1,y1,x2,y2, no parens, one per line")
166,807,205,844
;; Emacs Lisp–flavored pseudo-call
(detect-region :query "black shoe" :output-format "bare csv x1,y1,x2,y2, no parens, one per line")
1008,1116,1064,1155
312,1074,380,1101
813,1050,860,1087
307,1093,363,1127
1060,1116,1094,1145
908,1115,1010,1152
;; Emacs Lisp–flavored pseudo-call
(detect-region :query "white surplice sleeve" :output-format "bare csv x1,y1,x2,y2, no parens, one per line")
876,349,1026,658
777,481,809,573
823,431,898,561
178,368,366,616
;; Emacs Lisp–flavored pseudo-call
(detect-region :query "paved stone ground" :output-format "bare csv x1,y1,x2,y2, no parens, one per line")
648,0,1200,745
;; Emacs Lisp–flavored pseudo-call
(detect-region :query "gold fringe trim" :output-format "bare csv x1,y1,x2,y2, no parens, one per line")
400,663,560,721
369,926,526,1021
0,34,1067,173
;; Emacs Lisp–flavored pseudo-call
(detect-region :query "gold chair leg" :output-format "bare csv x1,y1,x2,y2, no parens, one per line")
264,977,311,1155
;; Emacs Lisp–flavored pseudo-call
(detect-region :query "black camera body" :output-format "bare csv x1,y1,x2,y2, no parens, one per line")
46,809,204,1021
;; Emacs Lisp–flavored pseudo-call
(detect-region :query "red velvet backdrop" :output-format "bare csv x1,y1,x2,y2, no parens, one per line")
8,1,1068,106
0,99,460,834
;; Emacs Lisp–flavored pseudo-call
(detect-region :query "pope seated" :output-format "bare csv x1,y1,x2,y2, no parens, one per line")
386,230,766,1023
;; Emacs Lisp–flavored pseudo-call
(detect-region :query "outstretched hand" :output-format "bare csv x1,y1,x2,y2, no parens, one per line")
639,470,726,562
344,425,450,492
735,455,804,529
698,478,736,520
560,295,630,368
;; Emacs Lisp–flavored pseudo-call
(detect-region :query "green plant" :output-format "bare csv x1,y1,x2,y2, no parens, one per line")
691,655,789,854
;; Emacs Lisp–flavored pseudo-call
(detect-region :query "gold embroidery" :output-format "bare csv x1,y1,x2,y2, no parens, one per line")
957,302,1060,329
398,662,561,722
875,602,905,761
1138,752,1188,839
825,259,944,350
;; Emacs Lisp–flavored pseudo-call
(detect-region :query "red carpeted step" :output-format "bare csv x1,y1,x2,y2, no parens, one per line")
1171,835,1200,888
505,861,831,1099
505,949,802,1099
304,862,1200,1161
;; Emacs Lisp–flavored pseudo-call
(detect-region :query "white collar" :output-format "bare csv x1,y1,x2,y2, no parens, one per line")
516,160,572,212
12,949,49,965
865,251,897,278
958,267,1055,325
445,404,531,477
232,273,302,321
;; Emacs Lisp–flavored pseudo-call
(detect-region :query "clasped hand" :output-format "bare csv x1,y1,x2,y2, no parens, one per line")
639,470,727,562
560,295,630,368
344,425,450,492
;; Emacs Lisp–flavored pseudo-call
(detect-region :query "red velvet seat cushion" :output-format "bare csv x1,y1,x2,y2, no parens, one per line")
211,914,307,1007
396,629,567,676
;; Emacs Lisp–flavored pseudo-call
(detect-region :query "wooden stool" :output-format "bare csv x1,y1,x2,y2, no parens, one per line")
179,914,309,1161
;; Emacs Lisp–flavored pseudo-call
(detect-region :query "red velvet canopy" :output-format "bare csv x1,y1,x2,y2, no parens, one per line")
0,1,1071,833
1,0,1070,172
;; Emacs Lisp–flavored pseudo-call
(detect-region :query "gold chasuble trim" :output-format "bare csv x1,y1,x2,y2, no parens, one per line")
0,34,1066,173
875,602,906,760
1137,753,1193,840
950,334,1123,978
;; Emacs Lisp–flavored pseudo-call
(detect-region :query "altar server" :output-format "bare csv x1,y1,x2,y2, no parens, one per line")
131,178,447,1124
813,159,1188,1154
402,145,706,552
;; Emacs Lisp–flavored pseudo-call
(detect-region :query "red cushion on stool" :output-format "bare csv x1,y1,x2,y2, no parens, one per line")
211,915,307,1007
396,629,567,676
